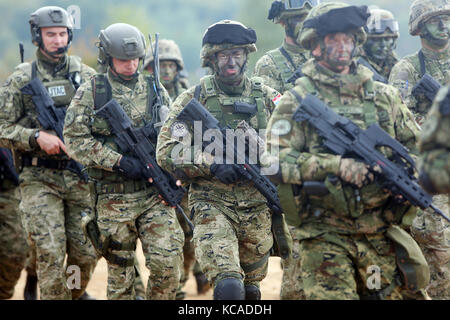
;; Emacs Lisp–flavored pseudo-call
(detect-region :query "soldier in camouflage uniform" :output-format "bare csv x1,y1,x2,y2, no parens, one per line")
144,38,209,299
254,0,319,300
156,20,284,300
63,23,184,300
264,2,430,299
417,86,450,299
0,6,98,300
389,0,450,300
0,148,28,299
144,39,190,101
419,86,450,195
254,0,319,94
358,8,400,81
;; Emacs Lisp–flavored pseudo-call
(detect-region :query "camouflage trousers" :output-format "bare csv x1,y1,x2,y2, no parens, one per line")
299,230,427,300
0,182,28,299
191,201,273,289
19,167,98,300
279,225,306,300
411,194,450,300
95,186,184,300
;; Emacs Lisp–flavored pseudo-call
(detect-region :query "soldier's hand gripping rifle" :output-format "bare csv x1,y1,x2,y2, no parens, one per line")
176,98,291,259
20,78,88,181
0,148,19,187
412,73,442,103
96,99,194,237
291,92,450,222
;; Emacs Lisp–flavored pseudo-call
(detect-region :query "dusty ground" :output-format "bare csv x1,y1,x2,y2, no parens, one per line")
10,241,283,300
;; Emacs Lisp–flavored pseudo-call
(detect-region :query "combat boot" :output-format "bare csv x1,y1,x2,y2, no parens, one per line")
194,271,210,295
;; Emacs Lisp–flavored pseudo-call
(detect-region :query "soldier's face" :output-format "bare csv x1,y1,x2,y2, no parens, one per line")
423,14,450,41
215,48,247,81
364,37,397,60
314,32,355,73
40,26,69,56
160,60,178,85
111,58,139,79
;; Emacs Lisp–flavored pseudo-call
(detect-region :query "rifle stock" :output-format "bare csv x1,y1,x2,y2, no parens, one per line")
291,92,450,222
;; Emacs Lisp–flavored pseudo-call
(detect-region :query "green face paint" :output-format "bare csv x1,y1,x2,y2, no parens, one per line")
364,37,397,61
422,14,450,48
424,14,450,40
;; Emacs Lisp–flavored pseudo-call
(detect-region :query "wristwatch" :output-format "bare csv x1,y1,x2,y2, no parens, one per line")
34,130,40,141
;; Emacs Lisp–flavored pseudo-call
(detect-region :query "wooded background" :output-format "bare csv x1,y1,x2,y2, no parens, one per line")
0,0,419,82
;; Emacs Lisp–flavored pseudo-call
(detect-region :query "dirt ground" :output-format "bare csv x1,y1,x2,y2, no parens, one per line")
10,241,283,300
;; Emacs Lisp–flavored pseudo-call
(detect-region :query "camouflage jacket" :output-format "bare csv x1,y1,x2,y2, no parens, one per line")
264,59,420,236
253,40,310,94
419,85,450,194
165,77,190,101
63,69,171,183
358,47,399,80
0,50,95,164
155,75,281,223
389,45,450,124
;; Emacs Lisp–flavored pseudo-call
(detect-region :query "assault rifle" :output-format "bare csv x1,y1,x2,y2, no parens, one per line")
20,78,88,181
176,98,291,259
412,73,441,103
291,92,450,222
0,148,19,187
96,99,194,237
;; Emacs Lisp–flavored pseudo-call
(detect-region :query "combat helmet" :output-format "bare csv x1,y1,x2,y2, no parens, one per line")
409,0,450,36
144,39,185,70
268,0,321,23
366,8,400,38
29,6,74,49
97,23,146,67
200,20,257,68
299,2,370,50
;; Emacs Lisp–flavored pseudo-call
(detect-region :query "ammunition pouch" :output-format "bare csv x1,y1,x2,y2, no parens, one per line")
386,225,430,292
233,101,257,116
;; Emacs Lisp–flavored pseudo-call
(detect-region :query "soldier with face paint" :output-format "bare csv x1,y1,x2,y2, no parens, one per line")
156,20,287,300
389,0,450,300
144,39,190,101
254,0,319,94
264,2,430,300
358,8,399,80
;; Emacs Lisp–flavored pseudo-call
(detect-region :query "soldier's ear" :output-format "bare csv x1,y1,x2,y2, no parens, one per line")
311,40,321,58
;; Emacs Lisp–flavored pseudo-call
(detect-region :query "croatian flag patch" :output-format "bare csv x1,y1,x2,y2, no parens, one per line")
272,93,282,105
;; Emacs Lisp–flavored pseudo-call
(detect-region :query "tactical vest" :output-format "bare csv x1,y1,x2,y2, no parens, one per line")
87,74,160,184
17,56,82,107
279,75,395,227
267,47,300,92
195,75,268,130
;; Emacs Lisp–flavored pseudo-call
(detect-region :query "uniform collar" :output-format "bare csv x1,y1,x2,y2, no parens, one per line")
35,49,68,77
421,44,450,61
215,74,248,96
282,39,308,56
302,59,373,98
107,68,138,90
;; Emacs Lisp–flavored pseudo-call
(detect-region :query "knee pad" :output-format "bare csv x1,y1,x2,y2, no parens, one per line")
245,284,261,300
213,277,245,300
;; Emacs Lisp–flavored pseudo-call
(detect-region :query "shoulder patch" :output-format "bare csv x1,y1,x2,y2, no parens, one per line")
271,119,292,136
170,121,189,138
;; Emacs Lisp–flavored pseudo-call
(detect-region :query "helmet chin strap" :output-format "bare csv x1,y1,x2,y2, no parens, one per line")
109,58,140,81
421,28,450,49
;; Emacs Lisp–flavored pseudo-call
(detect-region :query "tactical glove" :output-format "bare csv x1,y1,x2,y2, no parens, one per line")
338,158,375,188
210,163,242,185
115,156,143,180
